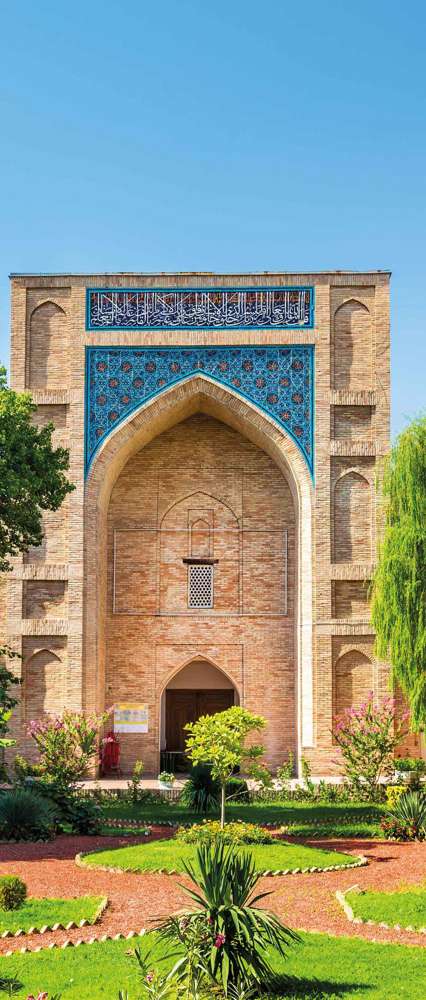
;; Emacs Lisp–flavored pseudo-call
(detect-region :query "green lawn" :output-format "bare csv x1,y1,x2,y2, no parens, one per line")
282,821,382,839
100,799,384,842
1,930,425,998
347,885,426,931
80,837,358,874
0,896,106,934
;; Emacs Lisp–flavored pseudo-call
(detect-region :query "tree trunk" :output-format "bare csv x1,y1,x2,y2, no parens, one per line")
220,783,225,828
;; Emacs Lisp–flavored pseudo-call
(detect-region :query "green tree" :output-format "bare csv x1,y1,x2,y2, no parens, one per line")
185,706,269,827
0,656,19,773
371,416,426,729
0,365,74,572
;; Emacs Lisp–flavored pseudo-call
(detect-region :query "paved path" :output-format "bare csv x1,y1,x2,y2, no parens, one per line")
0,833,425,955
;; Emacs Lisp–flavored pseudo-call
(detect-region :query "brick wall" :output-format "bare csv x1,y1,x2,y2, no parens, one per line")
2,270,403,774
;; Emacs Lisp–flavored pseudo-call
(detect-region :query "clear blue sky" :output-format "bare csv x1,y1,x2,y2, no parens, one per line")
1,0,425,436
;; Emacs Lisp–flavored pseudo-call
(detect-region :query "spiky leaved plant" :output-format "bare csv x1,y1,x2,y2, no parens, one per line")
388,789,426,840
158,841,299,995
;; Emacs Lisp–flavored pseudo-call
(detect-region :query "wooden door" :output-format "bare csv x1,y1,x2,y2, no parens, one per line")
166,689,234,752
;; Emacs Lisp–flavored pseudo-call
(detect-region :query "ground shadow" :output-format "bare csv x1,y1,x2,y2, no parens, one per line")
265,973,372,998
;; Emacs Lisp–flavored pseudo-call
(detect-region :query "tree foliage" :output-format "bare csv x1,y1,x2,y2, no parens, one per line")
185,707,269,827
0,365,74,571
371,416,426,728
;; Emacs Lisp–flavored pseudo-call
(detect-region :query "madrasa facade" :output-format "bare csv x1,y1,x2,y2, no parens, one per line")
3,270,418,775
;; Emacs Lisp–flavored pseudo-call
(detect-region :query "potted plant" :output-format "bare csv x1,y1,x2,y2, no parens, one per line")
394,756,426,786
158,771,175,790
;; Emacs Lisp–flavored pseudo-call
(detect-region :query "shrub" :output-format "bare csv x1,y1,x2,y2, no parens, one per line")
28,710,108,790
0,788,56,841
66,796,102,835
276,751,294,784
385,785,406,810
0,875,27,910
180,763,221,814
332,694,408,799
394,756,426,774
176,820,274,846
158,841,299,993
382,789,426,841
26,781,102,835
225,776,250,803
12,754,41,784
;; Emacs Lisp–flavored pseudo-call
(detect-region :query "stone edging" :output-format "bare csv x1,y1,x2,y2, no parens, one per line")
0,896,108,940
335,886,426,934
1,927,147,957
76,852,368,877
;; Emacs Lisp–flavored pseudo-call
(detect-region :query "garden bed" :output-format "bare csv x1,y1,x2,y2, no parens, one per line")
77,836,364,876
0,895,107,935
338,884,426,932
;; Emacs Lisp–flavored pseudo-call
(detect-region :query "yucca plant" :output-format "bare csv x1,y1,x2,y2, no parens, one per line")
158,842,299,995
179,764,220,815
387,789,426,840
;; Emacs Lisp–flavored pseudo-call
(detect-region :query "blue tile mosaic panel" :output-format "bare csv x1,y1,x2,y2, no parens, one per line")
85,345,314,478
87,287,314,330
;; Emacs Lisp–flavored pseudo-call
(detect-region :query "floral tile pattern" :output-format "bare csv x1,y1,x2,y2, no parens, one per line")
85,345,314,477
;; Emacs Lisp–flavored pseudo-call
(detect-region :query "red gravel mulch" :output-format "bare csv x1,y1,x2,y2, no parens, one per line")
0,832,425,955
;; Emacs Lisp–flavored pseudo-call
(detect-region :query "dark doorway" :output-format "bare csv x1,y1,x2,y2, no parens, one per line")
165,689,235,754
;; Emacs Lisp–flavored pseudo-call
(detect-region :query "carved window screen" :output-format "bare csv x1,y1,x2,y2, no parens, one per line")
188,564,214,609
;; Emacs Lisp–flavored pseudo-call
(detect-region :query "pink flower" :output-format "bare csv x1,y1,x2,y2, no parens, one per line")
214,933,226,948
146,972,154,983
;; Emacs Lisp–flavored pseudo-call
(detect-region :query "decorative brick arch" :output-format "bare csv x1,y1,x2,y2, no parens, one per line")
333,470,372,563
333,649,374,720
27,300,69,390
332,298,372,391
23,648,65,720
83,375,314,757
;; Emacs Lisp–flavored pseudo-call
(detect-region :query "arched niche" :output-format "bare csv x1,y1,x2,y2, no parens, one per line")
333,470,372,563
332,299,372,391
160,490,239,613
333,649,373,720
28,301,69,389
24,648,65,720
83,375,314,758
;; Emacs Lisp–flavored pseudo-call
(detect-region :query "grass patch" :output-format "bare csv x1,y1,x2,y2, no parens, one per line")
282,822,382,839
1,930,425,998
100,800,383,841
0,896,106,934
347,884,426,930
80,837,357,874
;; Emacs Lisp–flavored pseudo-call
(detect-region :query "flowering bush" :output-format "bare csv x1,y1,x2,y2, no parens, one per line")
28,710,109,789
176,820,274,846
385,785,406,810
332,694,408,800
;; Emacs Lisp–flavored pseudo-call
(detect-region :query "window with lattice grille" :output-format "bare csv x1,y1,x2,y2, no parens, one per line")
188,564,214,609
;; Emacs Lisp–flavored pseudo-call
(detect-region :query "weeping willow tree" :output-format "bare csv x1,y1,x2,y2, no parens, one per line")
371,416,426,729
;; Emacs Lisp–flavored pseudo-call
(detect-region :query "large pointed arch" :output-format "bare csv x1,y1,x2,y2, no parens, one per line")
83,375,314,757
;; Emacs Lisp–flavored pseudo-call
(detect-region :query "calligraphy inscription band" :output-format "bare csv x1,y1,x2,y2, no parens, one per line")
87,287,314,330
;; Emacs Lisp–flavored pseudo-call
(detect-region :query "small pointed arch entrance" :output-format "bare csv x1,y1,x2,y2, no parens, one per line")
84,375,314,774
160,657,240,767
